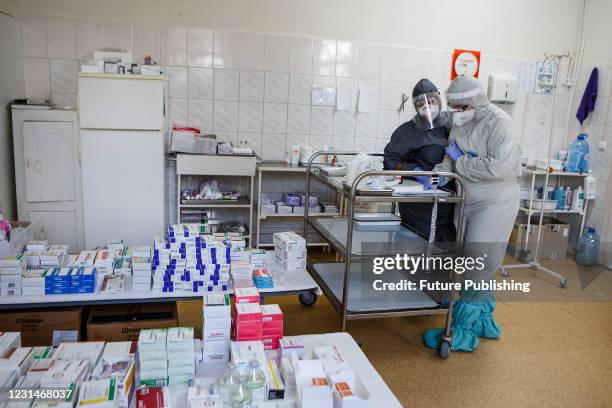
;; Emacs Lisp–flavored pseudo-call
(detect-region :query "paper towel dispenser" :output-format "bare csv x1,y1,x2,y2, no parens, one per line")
488,74,517,104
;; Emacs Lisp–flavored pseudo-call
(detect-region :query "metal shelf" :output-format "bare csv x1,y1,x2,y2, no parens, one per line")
259,212,340,220
308,170,461,204
519,207,583,215
522,167,590,177
180,196,251,208
309,217,430,258
308,262,443,318
255,161,341,248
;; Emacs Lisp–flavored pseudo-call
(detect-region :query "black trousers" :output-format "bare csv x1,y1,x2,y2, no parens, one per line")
399,202,456,243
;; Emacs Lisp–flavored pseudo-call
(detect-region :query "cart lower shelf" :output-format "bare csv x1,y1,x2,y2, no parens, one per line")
309,262,441,316
309,217,431,257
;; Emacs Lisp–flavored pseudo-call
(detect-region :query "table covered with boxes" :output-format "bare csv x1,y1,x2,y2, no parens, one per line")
0,321,401,407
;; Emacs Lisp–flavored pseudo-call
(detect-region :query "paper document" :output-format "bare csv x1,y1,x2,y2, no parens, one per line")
337,78,358,111
358,81,379,113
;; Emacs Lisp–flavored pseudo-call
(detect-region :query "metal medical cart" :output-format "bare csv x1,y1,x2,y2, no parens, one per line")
303,151,466,358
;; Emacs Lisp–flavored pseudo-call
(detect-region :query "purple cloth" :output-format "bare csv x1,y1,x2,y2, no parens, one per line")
576,68,598,125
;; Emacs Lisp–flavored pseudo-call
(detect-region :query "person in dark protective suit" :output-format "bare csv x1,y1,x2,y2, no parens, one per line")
383,78,456,243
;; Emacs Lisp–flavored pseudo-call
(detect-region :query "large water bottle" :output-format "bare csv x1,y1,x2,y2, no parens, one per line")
219,363,240,405
245,359,267,403
229,374,252,407
576,226,600,266
566,134,589,173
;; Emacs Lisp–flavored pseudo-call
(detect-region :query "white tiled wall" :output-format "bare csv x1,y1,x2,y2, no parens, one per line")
22,14,570,164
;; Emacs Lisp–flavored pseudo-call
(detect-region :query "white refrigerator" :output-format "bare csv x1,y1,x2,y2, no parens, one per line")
78,74,165,248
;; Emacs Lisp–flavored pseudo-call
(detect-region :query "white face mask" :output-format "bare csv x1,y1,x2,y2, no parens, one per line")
418,105,440,122
452,109,475,127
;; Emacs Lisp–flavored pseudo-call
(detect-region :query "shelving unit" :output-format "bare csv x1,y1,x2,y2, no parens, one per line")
176,154,256,242
255,161,340,248
303,151,467,357
518,167,589,249
502,167,591,287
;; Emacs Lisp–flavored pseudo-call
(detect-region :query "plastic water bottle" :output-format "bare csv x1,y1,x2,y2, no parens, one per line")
576,226,600,266
555,187,567,210
566,134,589,173
245,359,267,403
219,363,240,405
229,375,252,407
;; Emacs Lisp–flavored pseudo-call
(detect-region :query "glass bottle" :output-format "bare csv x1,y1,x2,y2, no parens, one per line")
229,374,252,408
219,363,240,405
245,359,267,402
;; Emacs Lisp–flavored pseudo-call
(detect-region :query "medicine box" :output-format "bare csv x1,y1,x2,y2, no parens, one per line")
53,341,104,366
328,370,370,408
280,338,305,359
234,287,260,304
0,346,34,375
102,342,137,359
273,231,306,252
295,359,333,408
312,345,351,375
203,294,231,318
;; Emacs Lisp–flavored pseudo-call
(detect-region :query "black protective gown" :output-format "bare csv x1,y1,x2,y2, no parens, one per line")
383,118,457,243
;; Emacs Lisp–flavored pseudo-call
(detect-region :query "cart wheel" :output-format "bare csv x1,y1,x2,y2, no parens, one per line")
299,291,318,307
439,340,451,359
559,278,568,289
500,268,509,277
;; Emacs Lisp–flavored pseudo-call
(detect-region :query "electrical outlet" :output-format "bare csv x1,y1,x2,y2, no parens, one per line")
598,140,607,151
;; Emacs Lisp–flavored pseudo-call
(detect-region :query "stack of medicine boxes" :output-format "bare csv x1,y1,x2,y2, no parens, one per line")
232,287,262,342
0,254,25,296
152,225,230,293
44,267,71,294
202,294,231,363
166,327,196,385
130,246,152,291
69,267,97,293
274,232,307,271
138,329,168,386
261,304,283,350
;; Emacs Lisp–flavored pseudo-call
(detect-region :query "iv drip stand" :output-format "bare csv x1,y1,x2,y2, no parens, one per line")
500,53,574,288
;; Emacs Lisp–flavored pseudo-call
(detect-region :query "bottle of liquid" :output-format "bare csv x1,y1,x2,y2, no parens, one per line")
576,226,600,266
229,375,252,408
584,175,596,199
566,133,589,173
219,363,240,405
571,186,585,212
555,186,567,210
564,187,572,210
245,359,267,403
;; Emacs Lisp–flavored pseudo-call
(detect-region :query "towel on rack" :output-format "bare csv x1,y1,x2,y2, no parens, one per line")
576,67,598,125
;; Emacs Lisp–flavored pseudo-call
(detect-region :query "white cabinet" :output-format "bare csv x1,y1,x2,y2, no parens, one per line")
80,129,165,247
78,73,166,248
78,75,164,130
11,107,84,251
23,121,76,203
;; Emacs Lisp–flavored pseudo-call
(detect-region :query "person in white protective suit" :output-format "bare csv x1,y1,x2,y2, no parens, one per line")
423,75,521,352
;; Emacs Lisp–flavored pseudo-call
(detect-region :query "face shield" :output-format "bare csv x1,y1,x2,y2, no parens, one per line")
413,92,443,130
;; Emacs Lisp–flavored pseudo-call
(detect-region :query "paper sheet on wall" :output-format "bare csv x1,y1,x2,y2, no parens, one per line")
358,82,378,113
336,78,358,111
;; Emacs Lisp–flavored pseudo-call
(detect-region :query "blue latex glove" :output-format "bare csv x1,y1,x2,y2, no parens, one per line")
412,166,432,190
467,150,478,158
446,140,464,162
